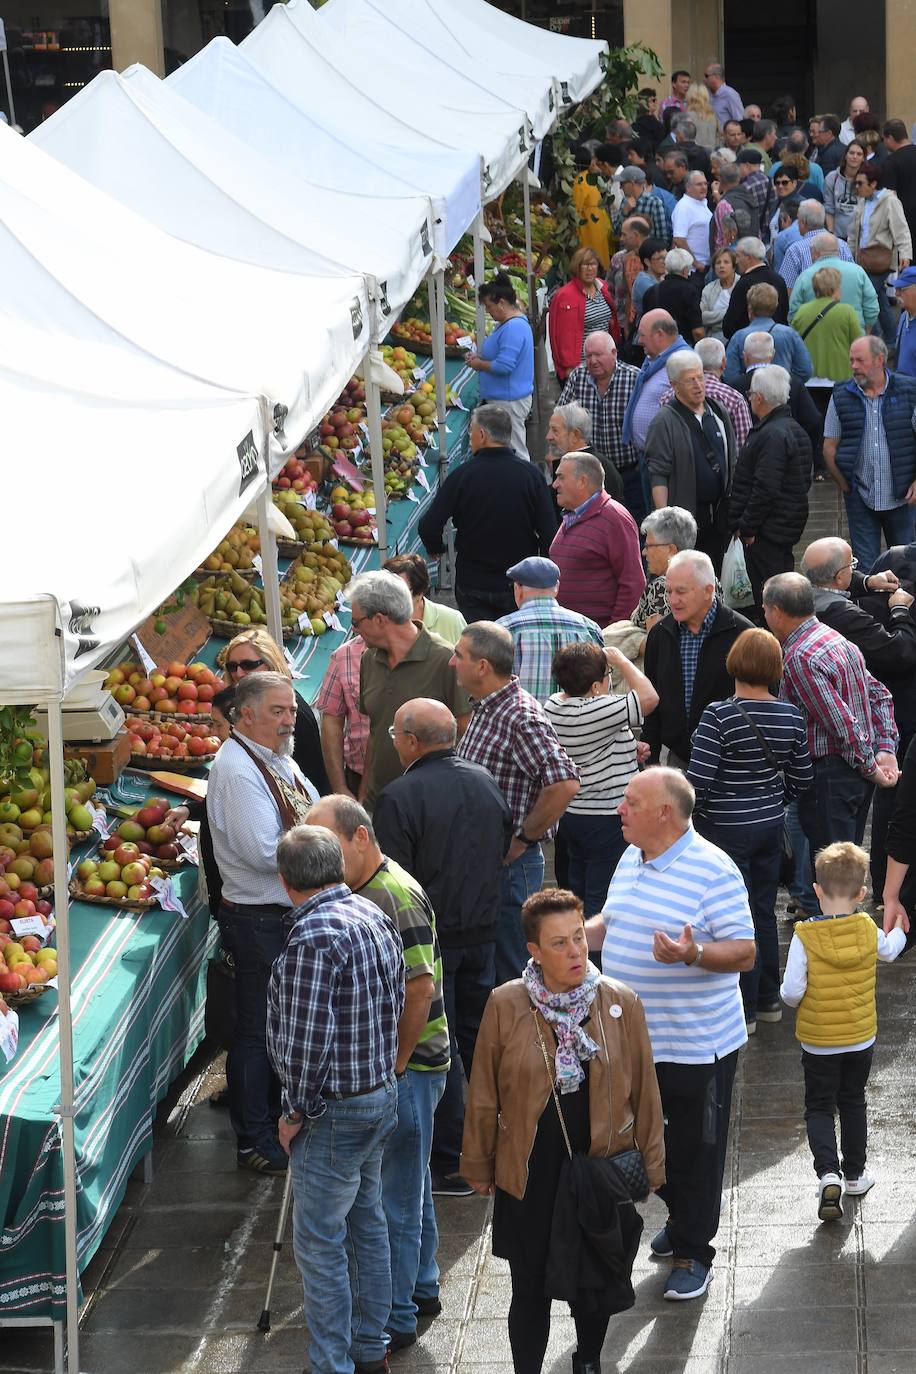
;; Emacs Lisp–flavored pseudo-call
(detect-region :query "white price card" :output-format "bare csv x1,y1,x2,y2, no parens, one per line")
283,646,307,679
11,915,54,943
412,367,425,380
416,467,431,493
450,393,469,412
406,488,420,504
329,538,339,550
0,1007,19,1065
252,554,264,577
358,421,370,439
304,490,317,511
467,274,476,288
149,875,189,920
87,802,111,840
298,611,311,632
178,833,199,867
323,611,345,633
131,635,156,675
456,335,474,349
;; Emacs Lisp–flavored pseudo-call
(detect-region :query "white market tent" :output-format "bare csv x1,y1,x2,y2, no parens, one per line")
0,325,274,1374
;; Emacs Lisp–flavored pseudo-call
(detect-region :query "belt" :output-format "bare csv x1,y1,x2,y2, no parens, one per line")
321,1079,388,1102
220,900,292,916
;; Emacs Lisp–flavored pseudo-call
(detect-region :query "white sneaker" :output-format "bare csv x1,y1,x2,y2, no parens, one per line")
844,1171,875,1197
817,1172,844,1221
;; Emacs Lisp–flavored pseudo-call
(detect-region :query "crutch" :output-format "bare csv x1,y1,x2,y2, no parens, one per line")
257,1168,295,1332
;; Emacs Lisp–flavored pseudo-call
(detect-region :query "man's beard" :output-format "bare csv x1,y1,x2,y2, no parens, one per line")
277,733,295,757
545,439,561,462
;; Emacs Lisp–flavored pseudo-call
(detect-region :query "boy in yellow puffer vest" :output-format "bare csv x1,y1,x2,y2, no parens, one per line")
780,842,905,1222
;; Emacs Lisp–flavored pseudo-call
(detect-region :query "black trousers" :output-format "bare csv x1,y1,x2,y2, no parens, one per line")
507,1265,612,1374
695,501,728,576
655,1050,739,1268
743,535,793,625
869,729,913,899
802,1045,874,1179
455,583,516,624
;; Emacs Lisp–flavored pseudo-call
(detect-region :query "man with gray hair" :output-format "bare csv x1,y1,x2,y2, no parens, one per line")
644,350,737,569
558,329,642,515
788,232,880,331
704,61,745,127
419,402,557,624
729,330,822,452
658,335,753,446
642,550,753,764
779,199,853,290
550,447,646,624
544,399,624,500
728,364,812,618
614,163,669,244
672,171,713,272
348,570,469,808
451,622,580,982
723,235,790,337
266,823,405,1374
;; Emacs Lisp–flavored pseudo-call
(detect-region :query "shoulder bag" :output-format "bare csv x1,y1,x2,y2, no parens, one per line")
731,700,794,883
798,299,839,342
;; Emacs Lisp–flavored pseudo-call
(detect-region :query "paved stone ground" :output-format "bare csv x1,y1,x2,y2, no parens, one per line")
11,481,913,1374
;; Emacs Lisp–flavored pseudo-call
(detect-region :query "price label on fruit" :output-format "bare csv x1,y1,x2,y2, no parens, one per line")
131,635,157,676
304,491,317,511
10,914,54,944
467,274,476,288
450,393,469,412
177,833,199,866
406,488,420,504
322,611,344,633
87,802,111,840
297,611,311,632
0,1006,19,1064
412,368,425,380
416,467,431,493
457,336,474,349
149,875,189,920
252,554,264,577
358,422,369,439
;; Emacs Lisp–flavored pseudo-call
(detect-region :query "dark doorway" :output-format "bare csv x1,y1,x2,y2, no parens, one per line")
724,0,816,121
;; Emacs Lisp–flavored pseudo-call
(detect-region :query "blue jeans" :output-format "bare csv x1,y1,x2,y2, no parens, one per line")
797,755,874,884
290,1081,398,1373
382,1069,447,1334
496,845,545,985
217,902,287,1153
867,271,897,348
785,801,817,913
698,820,781,1016
843,488,916,573
620,464,648,529
558,811,627,917
433,941,495,1169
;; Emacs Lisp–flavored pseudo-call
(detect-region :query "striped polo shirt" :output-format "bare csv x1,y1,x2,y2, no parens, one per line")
601,828,754,1063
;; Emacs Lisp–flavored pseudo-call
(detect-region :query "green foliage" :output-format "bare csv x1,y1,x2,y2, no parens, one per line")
0,705,41,790
551,44,663,277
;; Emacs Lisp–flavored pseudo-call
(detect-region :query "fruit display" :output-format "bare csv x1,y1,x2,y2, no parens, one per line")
103,661,220,717
0,755,97,844
391,315,468,351
0,846,55,915
70,845,162,907
125,717,222,767
271,497,342,559
190,576,272,631
283,545,352,632
380,344,419,390
0,936,57,999
273,451,320,497
98,804,186,869
196,523,260,575
318,394,365,453
327,484,377,543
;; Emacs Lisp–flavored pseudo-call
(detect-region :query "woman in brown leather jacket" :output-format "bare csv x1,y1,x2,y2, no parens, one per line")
460,889,664,1374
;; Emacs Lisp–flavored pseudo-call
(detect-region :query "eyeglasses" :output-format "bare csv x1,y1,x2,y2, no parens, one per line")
350,613,376,630
387,725,416,740
227,657,265,674
642,540,674,551
839,558,859,572
773,178,793,186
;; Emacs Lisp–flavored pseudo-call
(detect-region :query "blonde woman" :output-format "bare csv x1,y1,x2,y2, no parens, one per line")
223,627,329,793
686,82,719,150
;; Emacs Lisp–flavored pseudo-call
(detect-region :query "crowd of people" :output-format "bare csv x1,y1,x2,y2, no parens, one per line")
185,66,916,1374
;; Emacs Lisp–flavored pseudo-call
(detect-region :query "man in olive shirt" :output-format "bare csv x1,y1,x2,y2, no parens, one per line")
348,570,470,807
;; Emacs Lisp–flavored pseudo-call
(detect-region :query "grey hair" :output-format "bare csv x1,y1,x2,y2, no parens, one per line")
277,825,345,891
860,335,889,360
644,765,696,821
234,670,293,715
553,402,592,444
718,162,741,186
311,795,376,844
583,329,617,353
762,572,815,616
720,213,738,236
346,569,413,624
665,247,694,274
749,364,791,407
560,450,604,491
460,622,516,677
800,539,850,587
695,337,726,372
619,165,647,185
677,118,698,141
666,350,704,383
809,233,838,261
641,505,698,550
735,236,766,262
714,148,737,166
743,330,776,363
471,402,513,446
798,199,826,230
667,549,716,589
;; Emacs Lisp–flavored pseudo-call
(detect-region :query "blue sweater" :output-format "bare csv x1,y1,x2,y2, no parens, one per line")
478,315,534,401
724,318,813,386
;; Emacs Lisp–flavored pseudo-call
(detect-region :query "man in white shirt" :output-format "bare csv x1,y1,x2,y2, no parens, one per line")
840,96,870,145
672,171,713,273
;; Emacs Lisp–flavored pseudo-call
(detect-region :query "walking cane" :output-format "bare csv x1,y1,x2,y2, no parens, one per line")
257,1168,294,1332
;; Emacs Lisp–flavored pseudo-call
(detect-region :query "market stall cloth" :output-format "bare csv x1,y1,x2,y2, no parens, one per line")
0,868,215,1321
244,0,532,201
0,121,371,473
30,66,435,327
167,37,480,260
318,0,556,141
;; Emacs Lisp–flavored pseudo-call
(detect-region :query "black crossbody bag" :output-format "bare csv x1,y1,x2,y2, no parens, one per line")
731,700,795,884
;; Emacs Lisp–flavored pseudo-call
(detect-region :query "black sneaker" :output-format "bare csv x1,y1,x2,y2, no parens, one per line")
413,1294,442,1318
237,1145,287,1176
431,1169,475,1197
387,1329,417,1354
756,1002,783,1023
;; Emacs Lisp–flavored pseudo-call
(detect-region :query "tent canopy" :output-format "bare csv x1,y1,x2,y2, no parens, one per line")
167,37,479,258
0,326,267,698
245,0,531,200
30,66,434,326
0,122,370,469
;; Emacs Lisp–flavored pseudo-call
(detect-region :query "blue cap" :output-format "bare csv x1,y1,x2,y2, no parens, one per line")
506,557,561,588
889,266,916,289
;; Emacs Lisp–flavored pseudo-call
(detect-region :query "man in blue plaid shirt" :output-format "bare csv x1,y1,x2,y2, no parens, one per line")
497,556,604,701
267,825,404,1374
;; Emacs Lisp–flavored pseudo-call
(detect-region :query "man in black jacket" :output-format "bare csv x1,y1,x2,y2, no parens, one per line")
730,330,822,456
642,549,753,766
802,536,916,895
722,237,790,338
373,697,513,1193
729,364,812,620
419,403,558,624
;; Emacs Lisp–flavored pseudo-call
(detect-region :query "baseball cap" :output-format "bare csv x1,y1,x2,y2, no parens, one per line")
506,557,561,588
889,266,916,289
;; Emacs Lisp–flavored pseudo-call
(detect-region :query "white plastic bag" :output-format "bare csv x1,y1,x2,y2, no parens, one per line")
722,536,754,610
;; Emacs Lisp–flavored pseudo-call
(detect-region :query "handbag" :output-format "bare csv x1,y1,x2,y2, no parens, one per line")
731,701,795,883
857,243,893,274
798,299,839,342
532,1008,651,1203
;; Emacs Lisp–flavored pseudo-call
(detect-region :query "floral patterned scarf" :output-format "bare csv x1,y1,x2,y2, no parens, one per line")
522,959,600,1093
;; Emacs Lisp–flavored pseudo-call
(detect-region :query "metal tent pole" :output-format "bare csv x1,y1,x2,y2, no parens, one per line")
426,269,449,482
255,481,284,646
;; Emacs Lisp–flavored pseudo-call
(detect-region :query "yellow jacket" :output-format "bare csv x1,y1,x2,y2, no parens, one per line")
794,913,878,1047
572,171,611,270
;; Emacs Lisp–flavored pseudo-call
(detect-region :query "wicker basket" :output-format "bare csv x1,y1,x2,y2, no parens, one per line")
388,332,466,359
128,753,217,774
68,878,157,911
207,616,296,641
127,707,214,726
192,566,258,582
5,982,54,1008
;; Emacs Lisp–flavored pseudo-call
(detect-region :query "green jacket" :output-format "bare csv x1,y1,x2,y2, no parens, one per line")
788,256,880,331
790,297,863,381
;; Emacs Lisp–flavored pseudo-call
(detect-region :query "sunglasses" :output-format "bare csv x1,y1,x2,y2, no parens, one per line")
227,657,266,673
774,178,793,186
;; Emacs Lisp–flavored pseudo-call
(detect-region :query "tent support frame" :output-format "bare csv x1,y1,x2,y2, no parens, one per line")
427,269,449,483
255,481,284,646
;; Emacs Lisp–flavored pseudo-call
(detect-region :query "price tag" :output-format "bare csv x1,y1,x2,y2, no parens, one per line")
252,554,264,577
450,392,469,412
371,526,379,542
297,611,311,632
283,646,307,679
406,488,420,504
177,833,199,867
329,538,339,550
323,610,345,633
412,367,425,380
11,915,54,941
67,859,74,881
467,273,476,287
416,467,431,493
149,875,189,920
358,421,370,439
0,1007,19,1065
456,335,474,349
87,802,111,840
131,635,156,675
304,490,317,511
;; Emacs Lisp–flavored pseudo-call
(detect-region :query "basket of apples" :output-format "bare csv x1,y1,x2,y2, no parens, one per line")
273,451,320,498
126,718,222,772
0,934,57,1006
328,485,378,545
101,805,188,871
105,661,220,723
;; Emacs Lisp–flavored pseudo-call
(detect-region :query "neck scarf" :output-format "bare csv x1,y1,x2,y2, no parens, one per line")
523,959,600,1093
621,336,690,444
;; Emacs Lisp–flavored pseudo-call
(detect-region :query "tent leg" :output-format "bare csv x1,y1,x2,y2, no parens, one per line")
47,703,80,1374
426,271,449,483
54,1320,65,1374
365,341,389,558
522,172,539,426
473,210,487,346
256,482,284,646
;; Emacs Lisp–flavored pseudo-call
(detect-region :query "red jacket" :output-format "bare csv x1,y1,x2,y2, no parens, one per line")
550,491,645,626
547,277,620,381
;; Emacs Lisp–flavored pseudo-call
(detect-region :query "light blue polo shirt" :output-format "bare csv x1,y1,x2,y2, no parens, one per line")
601,827,754,1064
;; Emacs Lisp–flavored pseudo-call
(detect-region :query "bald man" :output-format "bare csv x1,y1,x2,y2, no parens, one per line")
373,699,513,1189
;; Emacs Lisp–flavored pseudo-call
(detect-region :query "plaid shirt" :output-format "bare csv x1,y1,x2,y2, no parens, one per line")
612,190,669,247
780,617,897,774
457,677,579,835
779,230,854,290
659,375,753,447
497,597,605,701
679,600,718,714
266,884,405,1119
742,170,776,242
558,363,641,471
314,637,369,772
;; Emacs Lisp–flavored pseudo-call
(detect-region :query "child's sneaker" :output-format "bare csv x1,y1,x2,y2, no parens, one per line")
817,1172,844,1221
844,1171,875,1197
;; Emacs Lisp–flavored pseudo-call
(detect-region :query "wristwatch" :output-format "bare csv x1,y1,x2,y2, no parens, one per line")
688,943,704,967
515,829,539,847
283,1110,303,1125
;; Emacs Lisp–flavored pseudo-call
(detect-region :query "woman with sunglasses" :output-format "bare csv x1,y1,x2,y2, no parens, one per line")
824,141,867,241
223,627,330,795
